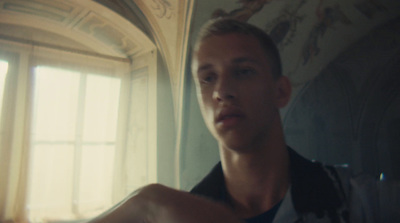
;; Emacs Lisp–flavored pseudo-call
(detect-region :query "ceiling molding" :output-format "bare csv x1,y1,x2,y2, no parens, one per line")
0,0,155,58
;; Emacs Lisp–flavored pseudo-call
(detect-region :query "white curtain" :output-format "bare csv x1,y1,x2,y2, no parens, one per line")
0,50,30,222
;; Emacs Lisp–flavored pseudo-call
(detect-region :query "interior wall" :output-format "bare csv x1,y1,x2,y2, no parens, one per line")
284,17,400,180
180,0,400,190
156,50,177,188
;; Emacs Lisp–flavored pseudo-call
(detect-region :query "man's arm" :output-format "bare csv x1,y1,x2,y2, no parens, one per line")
87,184,242,223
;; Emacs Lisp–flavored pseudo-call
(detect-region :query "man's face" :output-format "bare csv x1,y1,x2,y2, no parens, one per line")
192,33,286,151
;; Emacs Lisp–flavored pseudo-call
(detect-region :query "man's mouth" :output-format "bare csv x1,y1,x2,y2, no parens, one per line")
215,108,245,126
218,114,243,121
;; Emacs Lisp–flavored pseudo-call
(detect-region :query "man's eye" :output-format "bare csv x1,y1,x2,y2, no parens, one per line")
200,74,215,84
237,68,255,77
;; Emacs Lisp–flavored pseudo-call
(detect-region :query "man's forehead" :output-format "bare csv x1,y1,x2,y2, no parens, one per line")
191,33,269,73
196,57,260,71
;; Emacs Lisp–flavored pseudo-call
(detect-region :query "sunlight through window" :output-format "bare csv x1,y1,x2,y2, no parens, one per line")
0,60,8,119
27,66,121,221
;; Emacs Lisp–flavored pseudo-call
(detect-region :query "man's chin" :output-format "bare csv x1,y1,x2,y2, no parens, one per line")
218,136,255,154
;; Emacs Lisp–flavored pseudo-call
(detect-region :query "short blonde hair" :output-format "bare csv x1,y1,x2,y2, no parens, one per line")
193,18,282,79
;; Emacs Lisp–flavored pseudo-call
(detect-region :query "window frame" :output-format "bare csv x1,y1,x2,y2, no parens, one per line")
28,64,125,218
29,48,131,219
0,39,153,221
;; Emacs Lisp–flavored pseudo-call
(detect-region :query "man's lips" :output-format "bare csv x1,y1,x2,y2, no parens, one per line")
215,108,245,124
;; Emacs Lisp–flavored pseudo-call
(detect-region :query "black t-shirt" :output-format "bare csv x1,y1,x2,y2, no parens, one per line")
243,200,282,223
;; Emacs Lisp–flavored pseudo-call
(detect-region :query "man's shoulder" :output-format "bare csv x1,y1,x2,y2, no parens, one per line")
288,148,349,214
288,147,382,222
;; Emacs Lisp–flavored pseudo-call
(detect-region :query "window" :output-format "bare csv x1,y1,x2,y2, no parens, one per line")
0,39,158,223
27,66,121,220
0,60,8,119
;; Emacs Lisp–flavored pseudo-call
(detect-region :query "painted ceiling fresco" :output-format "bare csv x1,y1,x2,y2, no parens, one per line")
195,0,399,87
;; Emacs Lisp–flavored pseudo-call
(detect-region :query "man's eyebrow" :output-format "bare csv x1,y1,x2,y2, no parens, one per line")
232,57,259,64
196,57,260,73
197,64,213,73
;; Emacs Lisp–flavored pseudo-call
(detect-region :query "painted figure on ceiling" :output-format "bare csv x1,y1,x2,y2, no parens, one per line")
302,1,351,65
212,0,273,22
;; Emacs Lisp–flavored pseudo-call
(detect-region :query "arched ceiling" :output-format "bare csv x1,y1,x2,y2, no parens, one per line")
96,0,194,74
0,0,156,59
0,0,194,118
94,0,194,116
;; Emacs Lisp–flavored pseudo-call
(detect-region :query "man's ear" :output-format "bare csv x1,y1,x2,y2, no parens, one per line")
274,76,292,108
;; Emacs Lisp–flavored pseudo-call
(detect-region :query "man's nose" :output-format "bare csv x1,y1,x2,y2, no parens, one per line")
212,75,237,102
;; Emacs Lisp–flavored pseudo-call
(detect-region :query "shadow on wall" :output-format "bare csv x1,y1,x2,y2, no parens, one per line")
283,16,400,181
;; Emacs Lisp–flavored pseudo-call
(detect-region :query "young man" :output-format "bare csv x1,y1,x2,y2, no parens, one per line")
88,18,376,223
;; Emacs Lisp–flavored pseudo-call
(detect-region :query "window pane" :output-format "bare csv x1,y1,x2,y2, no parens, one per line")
27,144,75,220
77,145,115,217
0,60,8,119
82,74,121,142
28,66,122,221
32,66,80,141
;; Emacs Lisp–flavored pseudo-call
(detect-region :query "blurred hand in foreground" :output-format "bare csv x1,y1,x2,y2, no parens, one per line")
87,184,241,223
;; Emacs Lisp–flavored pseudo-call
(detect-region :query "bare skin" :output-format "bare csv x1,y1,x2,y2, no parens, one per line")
87,184,242,223
88,33,292,223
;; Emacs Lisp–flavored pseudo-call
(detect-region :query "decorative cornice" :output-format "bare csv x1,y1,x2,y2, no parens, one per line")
150,0,175,19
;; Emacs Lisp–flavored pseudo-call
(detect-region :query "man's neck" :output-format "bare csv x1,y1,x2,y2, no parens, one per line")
219,139,290,219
